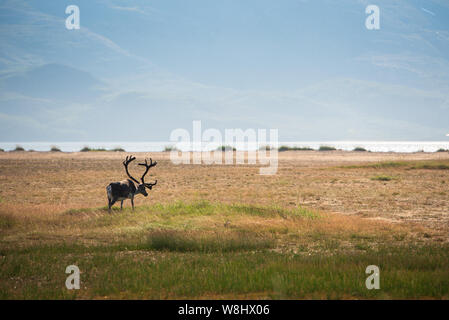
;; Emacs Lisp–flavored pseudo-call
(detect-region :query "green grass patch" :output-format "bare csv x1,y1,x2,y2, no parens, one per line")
342,161,407,169
341,160,449,170
147,230,274,253
61,201,319,234
67,201,319,220
0,213,16,230
0,244,448,299
2,201,447,299
371,175,395,181
409,162,449,170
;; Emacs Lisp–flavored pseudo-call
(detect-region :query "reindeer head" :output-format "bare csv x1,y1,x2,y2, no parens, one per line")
123,155,158,197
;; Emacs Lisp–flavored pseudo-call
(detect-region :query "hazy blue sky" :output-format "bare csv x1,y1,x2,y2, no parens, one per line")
0,0,449,141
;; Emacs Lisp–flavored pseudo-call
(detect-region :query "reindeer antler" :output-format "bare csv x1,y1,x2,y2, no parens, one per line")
138,158,157,184
145,180,157,188
123,155,140,184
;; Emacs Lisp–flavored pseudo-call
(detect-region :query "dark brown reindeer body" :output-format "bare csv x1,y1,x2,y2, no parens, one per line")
107,155,157,212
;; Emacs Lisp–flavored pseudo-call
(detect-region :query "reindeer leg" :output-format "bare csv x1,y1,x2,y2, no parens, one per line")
120,200,124,210
131,197,135,211
109,199,116,213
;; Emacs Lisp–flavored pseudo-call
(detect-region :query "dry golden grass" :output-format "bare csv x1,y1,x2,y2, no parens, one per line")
1,150,448,229
0,150,447,249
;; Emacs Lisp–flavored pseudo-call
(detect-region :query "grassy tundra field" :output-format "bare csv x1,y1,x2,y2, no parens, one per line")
0,151,448,299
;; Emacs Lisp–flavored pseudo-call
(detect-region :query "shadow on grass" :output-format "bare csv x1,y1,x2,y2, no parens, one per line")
147,229,275,253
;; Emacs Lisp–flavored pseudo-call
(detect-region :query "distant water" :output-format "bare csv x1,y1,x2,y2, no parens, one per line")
1,141,449,153
281,141,449,153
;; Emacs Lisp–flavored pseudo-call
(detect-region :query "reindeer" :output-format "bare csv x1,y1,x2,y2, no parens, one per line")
106,155,158,212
